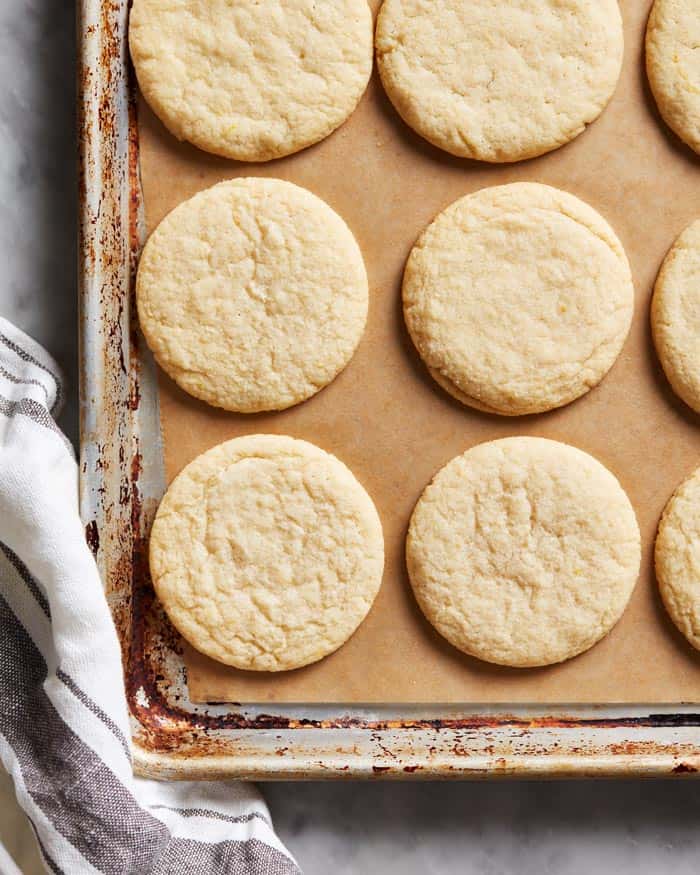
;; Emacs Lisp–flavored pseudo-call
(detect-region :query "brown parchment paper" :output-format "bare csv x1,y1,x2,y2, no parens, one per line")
138,0,700,704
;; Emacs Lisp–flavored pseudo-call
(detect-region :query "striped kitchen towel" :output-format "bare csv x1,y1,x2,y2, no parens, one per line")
0,317,299,875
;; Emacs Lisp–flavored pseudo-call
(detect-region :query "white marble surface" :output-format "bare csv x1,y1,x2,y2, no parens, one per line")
1,2,700,874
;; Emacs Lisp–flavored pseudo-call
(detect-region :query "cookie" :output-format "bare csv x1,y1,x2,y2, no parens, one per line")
655,466,700,651
150,435,385,671
136,178,368,413
646,0,700,154
403,183,634,416
375,0,623,162
651,220,700,413
406,437,641,668
129,0,373,161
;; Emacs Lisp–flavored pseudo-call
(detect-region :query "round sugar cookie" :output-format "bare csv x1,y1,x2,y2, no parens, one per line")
136,178,368,413
129,0,373,161
375,0,624,163
656,467,700,651
406,437,641,668
646,0,700,154
651,220,700,413
403,183,634,416
150,435,385,671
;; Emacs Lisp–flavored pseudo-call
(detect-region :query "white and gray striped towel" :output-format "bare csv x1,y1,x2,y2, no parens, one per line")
0,317,299,874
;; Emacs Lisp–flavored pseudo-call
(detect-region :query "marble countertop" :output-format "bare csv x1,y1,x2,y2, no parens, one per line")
1,2,699,873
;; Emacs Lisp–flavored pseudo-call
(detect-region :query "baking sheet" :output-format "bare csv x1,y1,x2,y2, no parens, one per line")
138,0,700,704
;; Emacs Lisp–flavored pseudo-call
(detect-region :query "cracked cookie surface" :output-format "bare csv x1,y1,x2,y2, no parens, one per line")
651,220,700,414
129,0,373,161
150,435,385,671
403,183,634,416
136,178,368,413
406,437,641,668
375,0,623,162
656,466,700,652
646,0,700,154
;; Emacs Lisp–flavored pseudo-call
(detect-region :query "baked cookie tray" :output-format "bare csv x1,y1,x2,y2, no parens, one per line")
78,0,700,780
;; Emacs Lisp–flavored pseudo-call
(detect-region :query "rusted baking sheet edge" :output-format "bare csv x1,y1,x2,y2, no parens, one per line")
77,0,700,780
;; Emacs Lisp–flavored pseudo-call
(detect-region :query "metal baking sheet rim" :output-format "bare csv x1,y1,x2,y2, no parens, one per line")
77,0,700,781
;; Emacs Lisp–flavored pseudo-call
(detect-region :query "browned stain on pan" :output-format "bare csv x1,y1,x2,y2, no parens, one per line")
672,762,698,774
85,520,100,557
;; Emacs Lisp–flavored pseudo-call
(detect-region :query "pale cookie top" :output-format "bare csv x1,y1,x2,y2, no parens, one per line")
129,0,373,161
652,221,700,414
406,437,641,668
647,0,700,154
150,435,385,671
375,0,623,162
656,466,700,651
136,178,368,413
403,183,634,416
